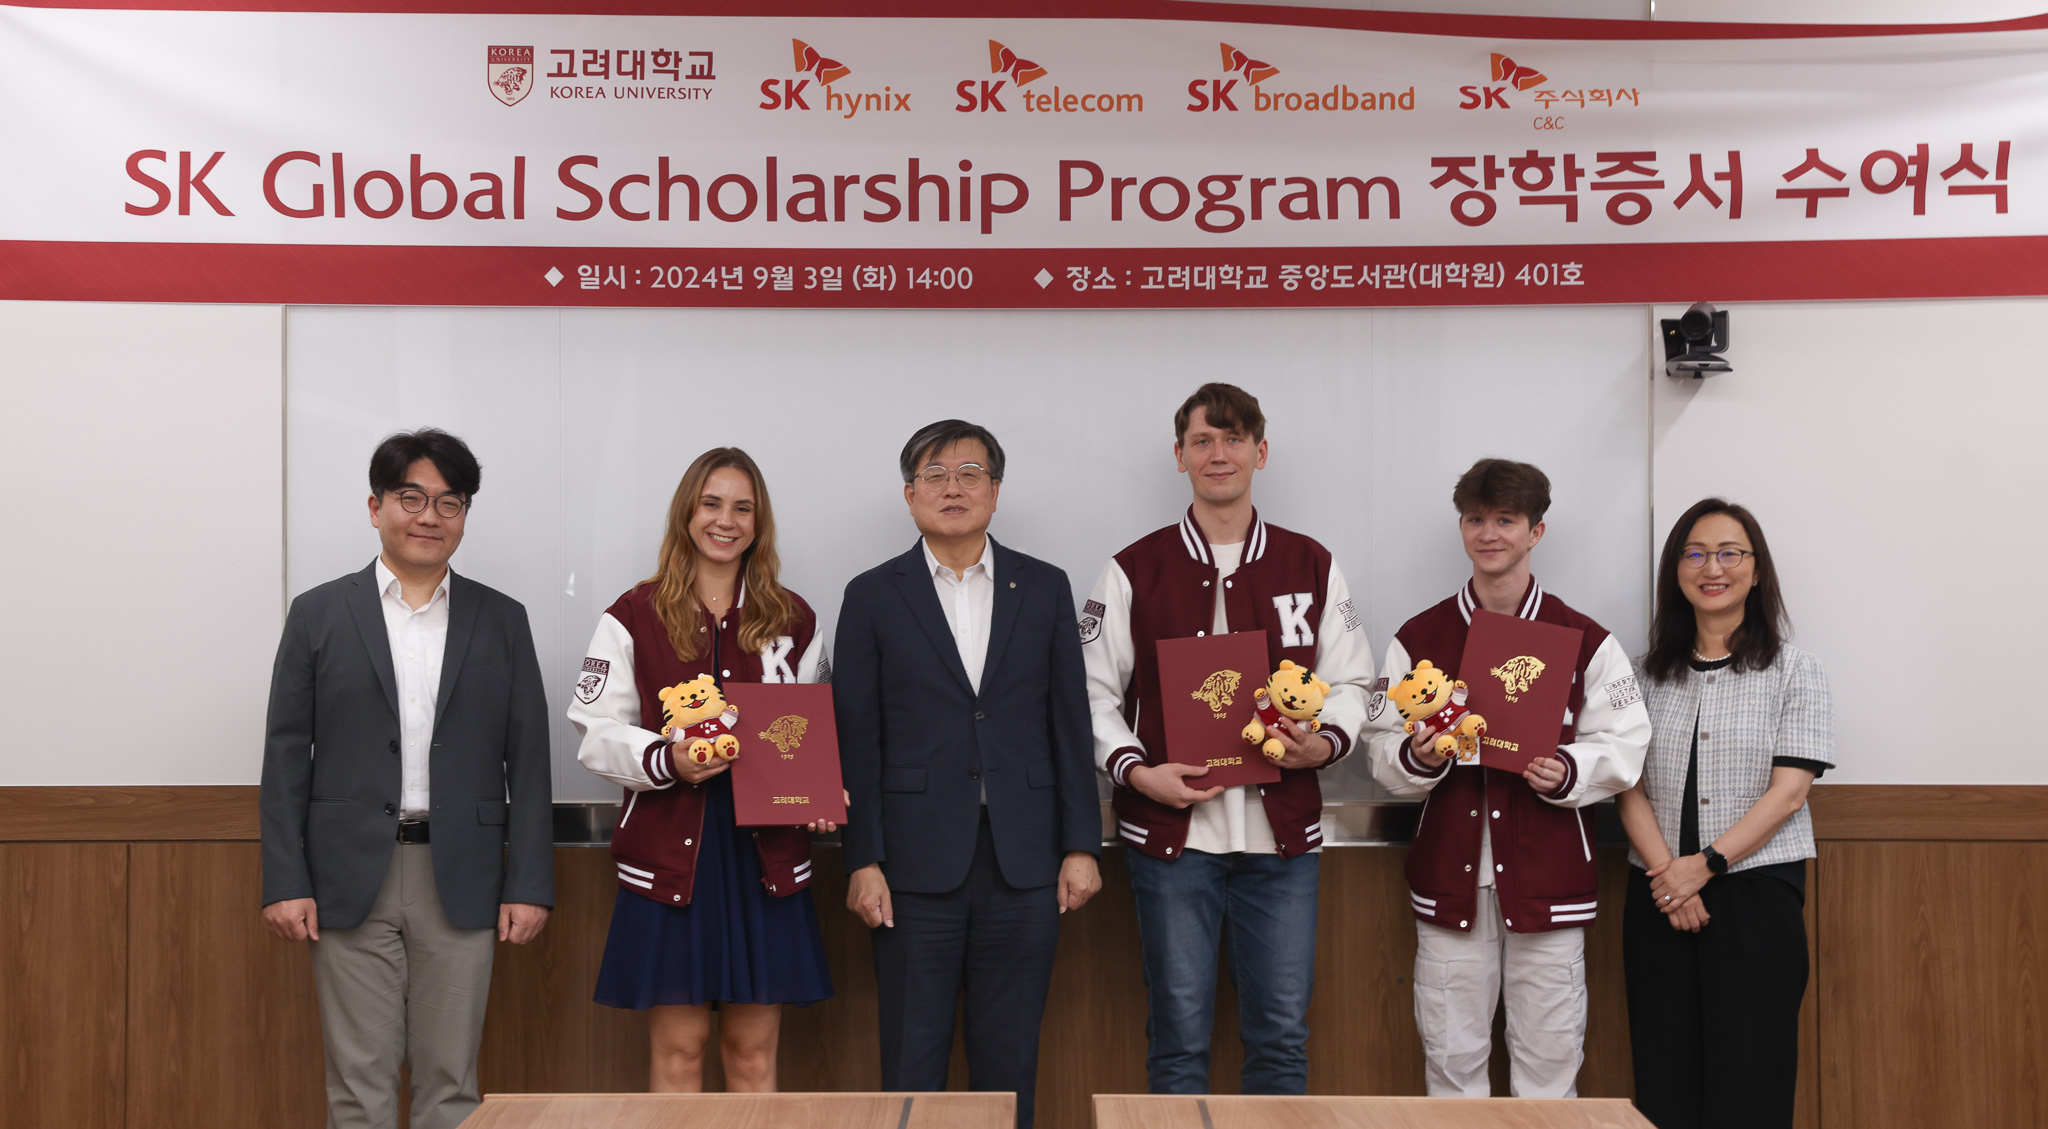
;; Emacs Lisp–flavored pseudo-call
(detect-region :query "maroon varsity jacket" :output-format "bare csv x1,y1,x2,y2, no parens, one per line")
602,584,817,907
1101,509,1360,860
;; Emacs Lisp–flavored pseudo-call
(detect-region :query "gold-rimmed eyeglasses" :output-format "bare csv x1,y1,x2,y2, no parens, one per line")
912,464,991,492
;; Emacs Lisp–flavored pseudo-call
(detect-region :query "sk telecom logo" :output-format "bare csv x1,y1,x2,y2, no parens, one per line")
957,39,1044,112
961,40,1143,113
1189,42,1277,110
488,46,534,106
1461,52,1547,108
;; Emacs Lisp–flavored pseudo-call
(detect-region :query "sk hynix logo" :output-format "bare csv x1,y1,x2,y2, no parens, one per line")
763,39,907,117
1461,52,1547,109
488,46,534,106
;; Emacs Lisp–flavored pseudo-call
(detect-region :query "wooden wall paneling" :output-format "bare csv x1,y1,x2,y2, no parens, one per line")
1807,784,2048,841
479,848,650,1096
1306,847,1425,1096
0,843,128,1129
1818,841,2048,1129
1575,851,1636,1099
1033,846,1153,1127
124,842,325,1129
0,787,259,842
780,847,884,1093
1796,855,1820,1129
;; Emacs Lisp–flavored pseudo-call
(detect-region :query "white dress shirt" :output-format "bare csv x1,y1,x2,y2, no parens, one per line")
376,558,450,819
923,536,994,691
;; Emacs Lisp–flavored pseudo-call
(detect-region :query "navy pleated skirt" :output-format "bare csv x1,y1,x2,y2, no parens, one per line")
593,773,833,1009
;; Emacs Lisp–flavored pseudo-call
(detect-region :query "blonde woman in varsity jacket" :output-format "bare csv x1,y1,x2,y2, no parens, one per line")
1365,458,1650,1099
1083,384,1375,1095
567,448,834,1093
1616,499,1832,1129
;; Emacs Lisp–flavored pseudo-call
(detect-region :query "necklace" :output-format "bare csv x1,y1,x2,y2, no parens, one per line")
1693,648,1729,662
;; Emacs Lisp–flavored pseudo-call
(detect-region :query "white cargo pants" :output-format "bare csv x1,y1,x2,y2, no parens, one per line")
1411,885,1588,1098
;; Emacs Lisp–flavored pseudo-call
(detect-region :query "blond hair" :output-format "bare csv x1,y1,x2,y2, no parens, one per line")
645,448,796,662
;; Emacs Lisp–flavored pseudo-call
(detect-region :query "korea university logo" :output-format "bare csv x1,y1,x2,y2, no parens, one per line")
958,41,1143,114
1189,42,1412,113
488,45,534,106
762,39,908,118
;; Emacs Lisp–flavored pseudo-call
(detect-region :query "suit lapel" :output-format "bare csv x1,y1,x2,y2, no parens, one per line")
982,538,1026,686
892,541,976,696
432,573,480,738
346,562,400,723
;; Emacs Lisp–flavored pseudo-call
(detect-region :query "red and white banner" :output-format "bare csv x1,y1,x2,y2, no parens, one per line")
3,2,2045,307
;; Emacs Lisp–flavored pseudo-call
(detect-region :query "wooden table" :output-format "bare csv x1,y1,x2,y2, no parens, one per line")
459,1092,1016,1129
1093,1095,1655,1129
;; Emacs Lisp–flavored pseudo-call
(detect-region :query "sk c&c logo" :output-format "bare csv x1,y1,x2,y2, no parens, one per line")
1461,52,1547,109
487,45,534,106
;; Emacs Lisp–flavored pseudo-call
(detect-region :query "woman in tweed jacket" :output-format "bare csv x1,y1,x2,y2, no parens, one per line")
1616,498,1834,1129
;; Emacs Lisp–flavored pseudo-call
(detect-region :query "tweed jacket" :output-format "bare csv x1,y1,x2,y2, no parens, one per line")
1629,644,1834,873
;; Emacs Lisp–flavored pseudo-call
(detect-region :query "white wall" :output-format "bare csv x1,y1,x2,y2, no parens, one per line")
0,302,282,784
1651,298,2048,784
283,306,1649,801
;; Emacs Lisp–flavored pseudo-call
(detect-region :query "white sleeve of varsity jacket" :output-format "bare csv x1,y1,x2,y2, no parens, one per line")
1545,633,1651,808
1081,559,1147,787
1310,560,1375,766
568,612,672,792
1364,635,1455,796
796,629,831,684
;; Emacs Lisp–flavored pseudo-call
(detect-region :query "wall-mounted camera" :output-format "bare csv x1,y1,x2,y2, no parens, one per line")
1661,302,1731,378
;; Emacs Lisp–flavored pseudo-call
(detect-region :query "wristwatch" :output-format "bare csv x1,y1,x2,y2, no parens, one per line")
1701,845,1729,875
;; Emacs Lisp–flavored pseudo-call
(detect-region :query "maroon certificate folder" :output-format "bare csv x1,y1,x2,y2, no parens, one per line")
1457,609,1585,774
720,683,849,827
1155,631,1283,788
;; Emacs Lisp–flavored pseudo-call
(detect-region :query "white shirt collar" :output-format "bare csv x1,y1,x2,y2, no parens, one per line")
375,557,452,607
922,536,994,583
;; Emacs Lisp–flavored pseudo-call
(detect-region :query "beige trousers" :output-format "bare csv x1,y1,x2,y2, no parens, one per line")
309,844,496,1129
1412,886,1588,1099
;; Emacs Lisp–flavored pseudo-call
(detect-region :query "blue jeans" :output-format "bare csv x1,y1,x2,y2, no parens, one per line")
1125,847,1320,1094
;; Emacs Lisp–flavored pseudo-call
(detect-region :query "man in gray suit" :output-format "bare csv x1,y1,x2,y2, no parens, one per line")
260,428,553,1129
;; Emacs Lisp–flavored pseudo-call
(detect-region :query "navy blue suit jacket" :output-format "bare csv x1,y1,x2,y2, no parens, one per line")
835,538,1101,894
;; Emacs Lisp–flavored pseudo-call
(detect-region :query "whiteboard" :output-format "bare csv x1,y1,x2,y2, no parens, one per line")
285,305,1649,801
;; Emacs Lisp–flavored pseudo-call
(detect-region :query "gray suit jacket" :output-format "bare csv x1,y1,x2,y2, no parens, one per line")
260,562,554,930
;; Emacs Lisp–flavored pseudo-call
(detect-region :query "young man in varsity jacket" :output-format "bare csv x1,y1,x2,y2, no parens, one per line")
1364,458,1650,1099
1082,383,1374,1095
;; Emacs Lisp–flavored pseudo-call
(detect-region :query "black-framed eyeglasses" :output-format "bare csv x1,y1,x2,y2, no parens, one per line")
912,463,992,492
1680,548,1753,569
391,488,469,519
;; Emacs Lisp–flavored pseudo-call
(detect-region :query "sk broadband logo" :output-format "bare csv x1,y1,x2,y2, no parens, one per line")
1190,41,1412,112
959,39,1143,113
763,38,909,117
1460,52,1547,109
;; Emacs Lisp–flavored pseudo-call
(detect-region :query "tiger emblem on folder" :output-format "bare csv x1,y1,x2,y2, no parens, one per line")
758,714,810,755
1191,670,1243,719
1490,655,1547,702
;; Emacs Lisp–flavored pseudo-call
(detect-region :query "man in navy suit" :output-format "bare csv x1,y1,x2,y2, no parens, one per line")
834,420,1103,1129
